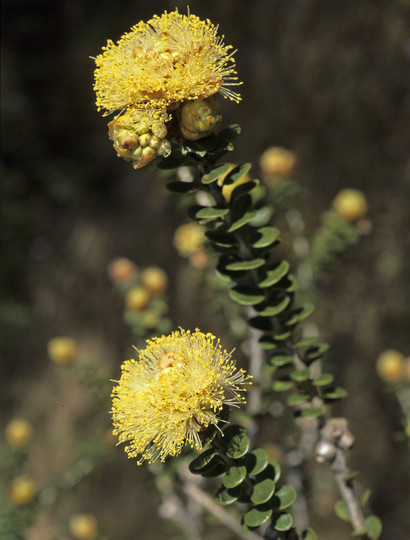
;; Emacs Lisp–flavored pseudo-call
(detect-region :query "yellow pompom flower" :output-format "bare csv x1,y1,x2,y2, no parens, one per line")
111,329,250,464
94,10,241,121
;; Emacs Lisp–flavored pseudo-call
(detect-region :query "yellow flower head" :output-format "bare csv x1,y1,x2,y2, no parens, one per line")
94,9,241,124
111,329,250,464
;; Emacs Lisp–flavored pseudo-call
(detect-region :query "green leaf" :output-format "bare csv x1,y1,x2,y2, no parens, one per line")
227,211,257,232
222,464,247,489
258,335,278,350
273,379,295,392
229,287,265,306
287,392,311,407
256,296,290,316
205,229,235,247
249,448,269,476
227,162,252,184
312,373,334,386
214,485,241,506
201,163,233,184
166,181,195,193
225,258,265,271
302,528,318,540
360,489,372,508
274,512,293,531
249,205,274,227
251,478,276,504
248,317,272,332
365,515,382,539
223,425,250,459
275,485,297,509
189,448,217,475
252,227,281,249
258,261,290,287
334,499,350,522
285,303,315,326
243,505,273,528
290,369,311,382
324,387,348,401
270,354,293,367
298,407,324,418
218,123,241,142
195,207,229,220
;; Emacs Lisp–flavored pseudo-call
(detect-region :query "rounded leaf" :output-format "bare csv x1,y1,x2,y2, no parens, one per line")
287,392,311,407
229,287,265,306
273,379,295,392
202,163,233,184
256,296,290,317
251,478,276,504
196,207,229,220
214,485,241,506
228,211,257,232
252,227,280,249
324,387,348,401
258,261,290,288
225,258,265,271
223,425,250,459
243,505,273,528
298,407,324,418
290,369,311,382
275,485,296,509
312,373,334,387
249,448,269,476
365,515,382,539
189,448,217,475
303,528,318,540
274,512,293,531
270,354,293,367
223,465,247,489
334,499,350,522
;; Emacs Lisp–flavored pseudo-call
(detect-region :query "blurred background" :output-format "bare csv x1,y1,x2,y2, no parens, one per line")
1,0,410,538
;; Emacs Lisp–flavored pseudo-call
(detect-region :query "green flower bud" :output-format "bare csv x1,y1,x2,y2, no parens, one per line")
177,96,222,140
157,139,172,157
152,122,168,139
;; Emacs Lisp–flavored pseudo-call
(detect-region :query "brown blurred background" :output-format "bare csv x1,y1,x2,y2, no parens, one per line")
1,0,410,538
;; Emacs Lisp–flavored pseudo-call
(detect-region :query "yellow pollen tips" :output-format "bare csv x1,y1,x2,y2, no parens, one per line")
111,329,250,464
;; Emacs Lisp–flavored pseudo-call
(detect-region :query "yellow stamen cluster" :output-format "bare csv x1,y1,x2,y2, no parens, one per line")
93,10,241,166
111,329,250,464
94,10,241,117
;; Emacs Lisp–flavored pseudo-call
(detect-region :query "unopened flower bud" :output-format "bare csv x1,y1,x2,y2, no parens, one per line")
260,147,296,180
125,287,150,311
141,267,168,295
338,430,355,450
5,418,33,447
315,440,337,463
48,337,77,365
136,121,150,135
332,189,368,222
69,513,98,540
376,349,405,382
134,147,156,169
177,96,222,140
9,475,37,506
138,133,151,147
152,122,168,139
149,135,162,149
107,257,137,284
157,139,172,157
